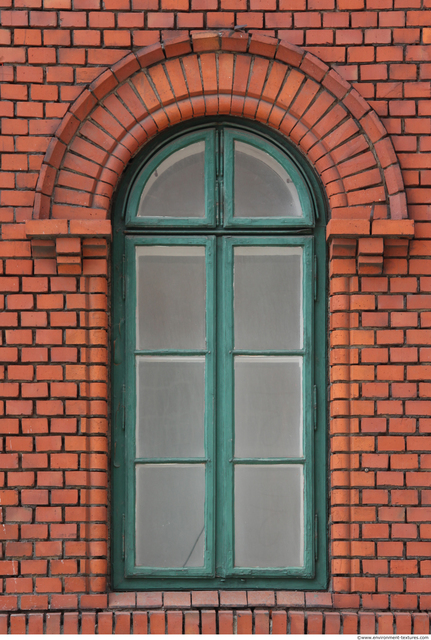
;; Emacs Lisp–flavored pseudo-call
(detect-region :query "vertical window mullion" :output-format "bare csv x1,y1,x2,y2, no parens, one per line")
216,237,234,577
205,236,217,577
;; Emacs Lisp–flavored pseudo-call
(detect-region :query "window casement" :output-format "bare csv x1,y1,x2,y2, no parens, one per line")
111,119,327,590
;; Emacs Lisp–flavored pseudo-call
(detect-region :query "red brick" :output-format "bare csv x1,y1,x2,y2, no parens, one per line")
307,612,323,634
149,611,165,634
184,611,199,634
220,591,247,607
166,610,182,634
289,611,305,634
271,610,287,634
191,591,218,607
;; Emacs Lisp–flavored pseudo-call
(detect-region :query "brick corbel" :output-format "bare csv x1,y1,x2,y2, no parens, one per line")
357,237,384,275
56,237,82,275
327,217,414,276
26,220,111,276
26,220,111,277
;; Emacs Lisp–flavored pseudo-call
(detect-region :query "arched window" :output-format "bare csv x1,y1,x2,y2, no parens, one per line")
111,120,327,590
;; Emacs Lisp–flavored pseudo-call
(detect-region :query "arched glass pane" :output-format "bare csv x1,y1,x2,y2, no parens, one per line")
234,141,302,218
138,141,206,218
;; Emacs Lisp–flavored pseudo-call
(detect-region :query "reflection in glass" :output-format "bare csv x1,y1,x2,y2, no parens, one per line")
136,246,206,350
136,464,205,567
234,141,302,218
234,247,303,350
138,142,206,218
235,465,304,568
234,357,302,458
136,357,205,458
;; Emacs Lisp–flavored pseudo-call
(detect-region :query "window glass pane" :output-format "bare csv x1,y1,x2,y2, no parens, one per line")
136,246,206,350
234,247,303,350
137,142,205,218
136,357,205,458
234,356,302,458
234,141,302,218
136,464,205,568
234,465,304,568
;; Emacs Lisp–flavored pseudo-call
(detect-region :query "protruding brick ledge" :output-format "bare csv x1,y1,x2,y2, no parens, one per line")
25,219,112,238
371,219,415,238
326,218,415,240
326,219,371,239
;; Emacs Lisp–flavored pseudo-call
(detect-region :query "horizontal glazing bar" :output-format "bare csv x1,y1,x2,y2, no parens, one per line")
125,229,313,236
231,350,305,356
134,350,209,356
135,458,209,464
231,457,306,464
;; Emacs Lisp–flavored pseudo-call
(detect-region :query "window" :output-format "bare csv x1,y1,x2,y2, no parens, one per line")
111,119,327,590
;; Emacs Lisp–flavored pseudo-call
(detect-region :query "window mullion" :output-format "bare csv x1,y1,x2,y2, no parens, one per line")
215,127,225,227
215,236,233,578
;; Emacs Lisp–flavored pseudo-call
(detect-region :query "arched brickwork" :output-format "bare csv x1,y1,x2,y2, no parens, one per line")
32,32,407,223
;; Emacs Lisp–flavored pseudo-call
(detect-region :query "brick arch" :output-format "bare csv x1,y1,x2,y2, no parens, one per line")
33,32,407,222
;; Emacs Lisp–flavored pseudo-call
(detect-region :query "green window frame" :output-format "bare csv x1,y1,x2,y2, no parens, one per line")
111,119,328,590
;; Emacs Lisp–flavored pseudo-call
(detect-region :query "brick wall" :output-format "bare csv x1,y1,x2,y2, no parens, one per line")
0,0,431,633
